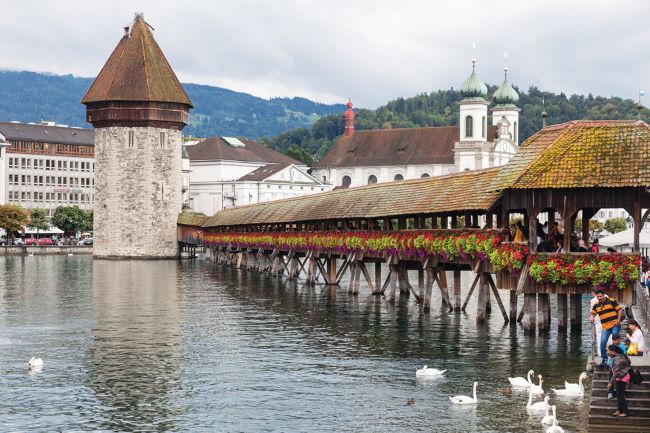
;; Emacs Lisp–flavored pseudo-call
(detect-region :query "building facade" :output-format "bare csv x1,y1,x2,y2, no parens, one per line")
82,14,192,258
312,62,519,187
0,121,95,215
186,136,330,215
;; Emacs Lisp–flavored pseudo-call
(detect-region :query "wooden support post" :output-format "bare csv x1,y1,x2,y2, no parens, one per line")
523,293,537,333
359,262,375,293
453,269,461,311
461,273,480,312
485,280,492,313
509,290,517,323
374,262,382,293
570,293,582,330
476,272,488,323
557,293,568,332
386,265,398,303
451,215,458,229
236,252,244,269
353,260,362,294
486,274,509,322
424,266,434,310
327,257,337,286
435,267,451,309
418,269,425,299
397,265,409,295
538,293,550,332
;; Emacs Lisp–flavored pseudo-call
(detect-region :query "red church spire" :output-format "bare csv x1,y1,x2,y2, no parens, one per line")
344,99,355,136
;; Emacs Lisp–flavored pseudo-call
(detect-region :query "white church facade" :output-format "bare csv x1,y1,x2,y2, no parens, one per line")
312,62,521,187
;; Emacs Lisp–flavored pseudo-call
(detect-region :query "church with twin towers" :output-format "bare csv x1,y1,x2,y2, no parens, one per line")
82,13,522,258
312,58,522,188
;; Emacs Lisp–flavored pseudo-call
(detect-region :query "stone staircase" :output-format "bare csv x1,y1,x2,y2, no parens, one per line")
587,363,650,432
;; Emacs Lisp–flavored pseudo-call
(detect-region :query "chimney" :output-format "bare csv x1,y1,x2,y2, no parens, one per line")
124,26,130,36
344,99,355,137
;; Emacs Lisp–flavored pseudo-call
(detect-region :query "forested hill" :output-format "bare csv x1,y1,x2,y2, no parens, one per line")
0,70,345,139
262,86,650,165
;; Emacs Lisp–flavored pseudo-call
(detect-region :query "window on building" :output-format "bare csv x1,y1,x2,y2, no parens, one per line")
128,130,135,148
394,174,404,181
160,132,166,147
514,121,518,143
482,116,486,138
465,116,473,138
322,176,327,183
368,175,377,185
421,173,430,178
341,176,352,187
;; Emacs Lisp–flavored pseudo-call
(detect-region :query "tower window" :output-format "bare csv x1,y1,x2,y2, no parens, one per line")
160,132,166,147
368,175,377,185
514,121,518,144
128,130,135,148
482,116,486,138
465,116,473,138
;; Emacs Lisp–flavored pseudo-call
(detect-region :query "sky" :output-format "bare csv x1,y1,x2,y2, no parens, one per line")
2,0,650,108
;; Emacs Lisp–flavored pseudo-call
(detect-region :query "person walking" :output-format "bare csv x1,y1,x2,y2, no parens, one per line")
607,345,631,417
590,289,624,367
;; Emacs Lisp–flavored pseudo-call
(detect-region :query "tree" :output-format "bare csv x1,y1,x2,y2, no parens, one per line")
574,219,604,234
285,144,315,166
81,210,93,233
51,206,86,236
0,204,29,240
28,208,50,238
604,217,628,234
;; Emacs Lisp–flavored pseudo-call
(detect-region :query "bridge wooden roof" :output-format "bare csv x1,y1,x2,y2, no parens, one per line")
203,167,502,227
491,120,650,190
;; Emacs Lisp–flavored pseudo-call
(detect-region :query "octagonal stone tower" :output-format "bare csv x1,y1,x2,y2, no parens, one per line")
82,14,192,258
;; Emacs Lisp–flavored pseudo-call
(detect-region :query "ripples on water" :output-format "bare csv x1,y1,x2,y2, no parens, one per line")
0,256,592,432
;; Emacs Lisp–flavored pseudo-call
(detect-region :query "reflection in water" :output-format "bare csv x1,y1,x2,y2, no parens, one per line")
0,256,591,432
87,260,182,431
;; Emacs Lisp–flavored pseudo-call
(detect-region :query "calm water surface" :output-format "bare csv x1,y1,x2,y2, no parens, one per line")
0,256,592,432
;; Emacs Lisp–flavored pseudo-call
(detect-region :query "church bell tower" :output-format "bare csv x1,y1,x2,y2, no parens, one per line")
82,14,193,258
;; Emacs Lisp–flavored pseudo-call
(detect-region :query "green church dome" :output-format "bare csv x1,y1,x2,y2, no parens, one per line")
460,61,488,98
493,68,519,105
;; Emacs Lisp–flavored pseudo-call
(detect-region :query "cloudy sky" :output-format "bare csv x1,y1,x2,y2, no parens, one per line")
2,1,649,108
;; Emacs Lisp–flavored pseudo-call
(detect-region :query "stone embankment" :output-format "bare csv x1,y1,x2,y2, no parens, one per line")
0,246,93,255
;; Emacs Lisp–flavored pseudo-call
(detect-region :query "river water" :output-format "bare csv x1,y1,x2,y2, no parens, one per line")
0,255,592,432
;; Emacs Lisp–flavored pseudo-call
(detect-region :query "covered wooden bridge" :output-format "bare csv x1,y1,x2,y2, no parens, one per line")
180,120,650,333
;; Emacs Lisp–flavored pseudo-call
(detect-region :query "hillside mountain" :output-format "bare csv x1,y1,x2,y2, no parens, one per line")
0,70,345,139
263,86,650,165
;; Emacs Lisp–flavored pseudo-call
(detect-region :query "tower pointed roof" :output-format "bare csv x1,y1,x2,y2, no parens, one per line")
82,15,192,107
460,59,488,99
493,67,519,106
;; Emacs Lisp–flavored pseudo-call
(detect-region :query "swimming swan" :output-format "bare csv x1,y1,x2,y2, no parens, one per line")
541,404,557,425
546,406,564,432
526,387,550,412
449,381,478,405
530,374,544,395
553,372,587,397
28,357,43,371
508,369,534,387
416,365,446,377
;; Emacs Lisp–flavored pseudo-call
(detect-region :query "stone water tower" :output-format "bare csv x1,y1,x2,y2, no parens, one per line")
82,14,193,258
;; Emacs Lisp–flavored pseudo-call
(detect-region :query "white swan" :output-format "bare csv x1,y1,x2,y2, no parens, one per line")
449,381,478,405
541,404,556,425
28,357,43,371
526,386,550,412
546,406,564,432
508,369,534,387
416,365,446,377
553,372,587,397
564,372,588,392
530,374,544,395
